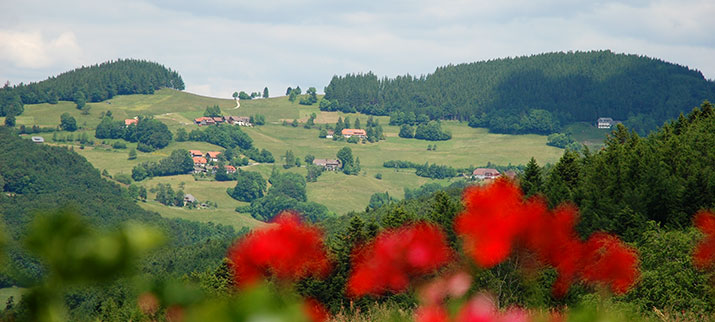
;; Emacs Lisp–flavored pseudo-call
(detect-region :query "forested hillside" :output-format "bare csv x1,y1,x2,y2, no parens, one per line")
305,102,715,313
0,59,184,117
0,127,237,319
323,50,715,135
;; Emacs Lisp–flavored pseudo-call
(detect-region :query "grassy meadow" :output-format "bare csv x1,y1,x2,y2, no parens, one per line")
0,287,24,307
14,89,572,229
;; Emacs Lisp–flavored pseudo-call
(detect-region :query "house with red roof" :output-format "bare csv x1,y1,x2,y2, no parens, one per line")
189,150,203,157
194,117,215,126
206,151,221,162
472,168,500,180
342,129,367,139
225,165,237,173
124,118,138,127
193,156,207,166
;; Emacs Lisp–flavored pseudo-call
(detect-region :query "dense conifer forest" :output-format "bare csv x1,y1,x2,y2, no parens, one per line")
323,50,715,135
0,59,184,117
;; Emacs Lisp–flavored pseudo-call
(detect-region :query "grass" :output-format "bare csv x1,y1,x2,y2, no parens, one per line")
0,286,25,307
135,174,263,229
564,122,611,149
15,90,568,227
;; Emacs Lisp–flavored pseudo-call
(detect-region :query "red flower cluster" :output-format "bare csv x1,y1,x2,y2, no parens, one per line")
303,298,329,322
227,211,331,286
347,222,452,297
455,178,639,296
455,180,527,268
693,210,715,270
581,233,640,294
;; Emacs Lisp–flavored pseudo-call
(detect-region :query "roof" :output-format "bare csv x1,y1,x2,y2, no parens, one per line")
124,119,138,126
206,151,221,158
313,159,341,166
194,117,215,123
193,157,207,164
184,194,196,202
342,129,367,136
472,168,500,176
189,150,203,156
213,117,224,122
597,117,614,122
225,165,236,172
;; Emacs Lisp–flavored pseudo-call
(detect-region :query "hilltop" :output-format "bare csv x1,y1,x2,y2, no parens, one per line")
324,50,715,135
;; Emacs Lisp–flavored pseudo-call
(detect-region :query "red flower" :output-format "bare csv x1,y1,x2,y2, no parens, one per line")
581,233,640,294
227,211,331,286
347,222,452,297
455,179,529,268
303,298,329,322
455,294,498,322
415,304,449,322
693,210,715,269
454,179,640,296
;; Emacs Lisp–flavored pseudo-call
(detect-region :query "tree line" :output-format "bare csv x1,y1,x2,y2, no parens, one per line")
0,59,184,117
96,115,173,151
323,50,715,135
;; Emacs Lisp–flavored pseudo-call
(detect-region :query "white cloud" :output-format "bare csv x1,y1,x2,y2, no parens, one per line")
0,30,82,69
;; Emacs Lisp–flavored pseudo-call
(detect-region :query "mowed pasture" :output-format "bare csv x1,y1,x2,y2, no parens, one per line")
15,89,566,228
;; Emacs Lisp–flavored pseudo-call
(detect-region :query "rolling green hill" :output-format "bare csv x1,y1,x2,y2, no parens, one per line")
7,89,566,228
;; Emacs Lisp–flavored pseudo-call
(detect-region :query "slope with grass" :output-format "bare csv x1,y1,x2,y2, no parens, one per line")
11,90,566,225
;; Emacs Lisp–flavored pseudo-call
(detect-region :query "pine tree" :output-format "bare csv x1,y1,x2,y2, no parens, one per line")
521,157,543,197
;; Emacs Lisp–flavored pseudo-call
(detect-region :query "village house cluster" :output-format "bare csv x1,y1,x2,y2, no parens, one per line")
190,150,237,174
194,116,252,126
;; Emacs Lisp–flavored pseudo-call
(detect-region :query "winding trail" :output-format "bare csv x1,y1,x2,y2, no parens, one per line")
233,99,240,109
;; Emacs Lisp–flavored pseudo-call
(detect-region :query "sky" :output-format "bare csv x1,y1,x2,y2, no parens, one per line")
1,0,714,99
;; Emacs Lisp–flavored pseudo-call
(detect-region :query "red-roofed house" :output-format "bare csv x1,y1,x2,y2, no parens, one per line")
206,151,221,162
194,117,215,126
213,116,225,124
193,157,208,173
342,129,367,138
124,118,138,127
189,150,203,157
193,157,207,166
472,168,500,180
225,165,237,173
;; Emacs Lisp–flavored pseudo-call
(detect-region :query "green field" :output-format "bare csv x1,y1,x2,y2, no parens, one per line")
563,122,612,149
15,89,567,229
0,287,24,308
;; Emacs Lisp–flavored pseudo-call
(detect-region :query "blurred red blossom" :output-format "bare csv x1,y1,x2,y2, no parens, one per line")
303,298,329,322
419,271,473,305
227,211,331,287
415,304,450,322
347,222,452,297
455,179,527,268
693,210,715,269
454,178,640,296
455,294,532,322
581,233,640,294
